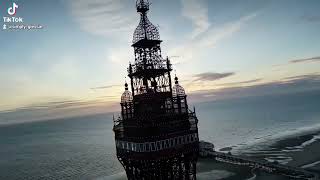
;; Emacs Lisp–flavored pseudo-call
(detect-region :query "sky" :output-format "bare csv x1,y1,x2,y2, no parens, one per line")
0,0,320,123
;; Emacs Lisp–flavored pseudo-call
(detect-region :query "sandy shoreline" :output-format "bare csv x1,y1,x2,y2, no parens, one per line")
244,130,320,172
197,130,320,179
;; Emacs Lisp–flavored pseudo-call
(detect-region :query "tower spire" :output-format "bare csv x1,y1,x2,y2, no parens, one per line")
133,0,160,44
136,0,149,13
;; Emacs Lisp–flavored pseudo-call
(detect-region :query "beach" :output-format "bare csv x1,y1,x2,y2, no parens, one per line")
198,129,320,180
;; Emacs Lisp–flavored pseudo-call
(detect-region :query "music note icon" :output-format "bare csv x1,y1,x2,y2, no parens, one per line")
7,2,19,16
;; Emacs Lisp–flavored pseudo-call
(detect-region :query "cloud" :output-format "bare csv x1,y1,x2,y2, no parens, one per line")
301,14,320,23
169,12,257,63
216,78,262,86
196,13,257,47
283,74,320,80
189,74,320,102
193,72,235,81
9,99,110,111
91,84,121,90
272,56,320,68
0,98,119,125
67,0,136,39
181,0,210,38
90,84,123,91
289,56,320,64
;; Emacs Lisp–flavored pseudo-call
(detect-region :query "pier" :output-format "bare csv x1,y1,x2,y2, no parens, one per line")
199,142,318,180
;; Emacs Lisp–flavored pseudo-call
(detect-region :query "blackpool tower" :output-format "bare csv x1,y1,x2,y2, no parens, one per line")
113,0,199,179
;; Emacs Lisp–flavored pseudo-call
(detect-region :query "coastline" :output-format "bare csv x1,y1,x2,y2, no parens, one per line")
242,130,320,172
198,129,320,179
197,157,253,180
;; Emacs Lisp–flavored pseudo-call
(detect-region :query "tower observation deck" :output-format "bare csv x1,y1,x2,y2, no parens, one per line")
113,0,199,179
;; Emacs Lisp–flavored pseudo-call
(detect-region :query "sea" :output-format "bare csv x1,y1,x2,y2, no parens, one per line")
0,90,320,180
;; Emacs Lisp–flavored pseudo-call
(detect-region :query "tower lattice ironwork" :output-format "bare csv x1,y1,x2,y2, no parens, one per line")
113,0,199,179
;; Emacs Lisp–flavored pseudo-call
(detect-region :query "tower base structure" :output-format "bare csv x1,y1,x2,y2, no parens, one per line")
118,151,198,180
